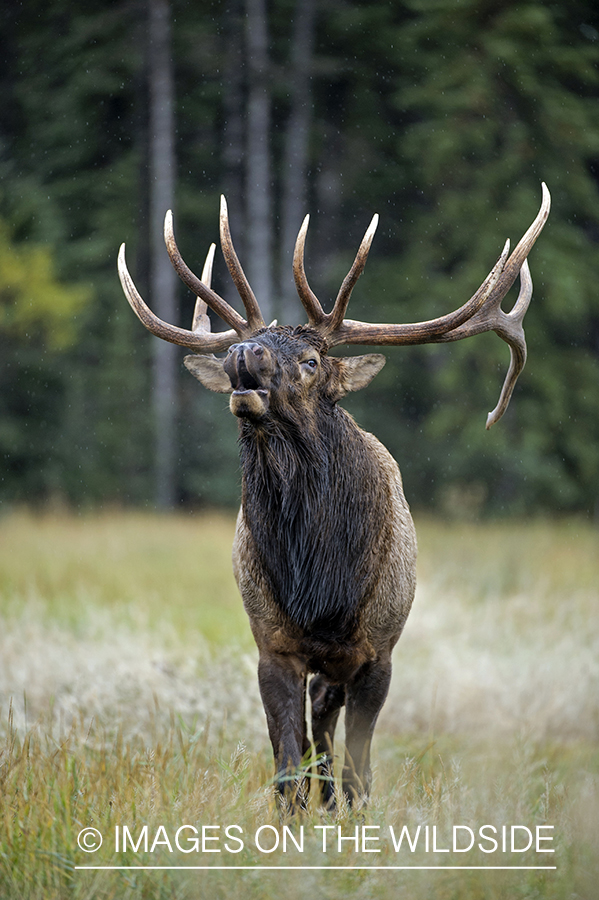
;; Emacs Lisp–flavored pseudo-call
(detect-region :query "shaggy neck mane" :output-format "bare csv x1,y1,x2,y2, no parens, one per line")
239,401,390,640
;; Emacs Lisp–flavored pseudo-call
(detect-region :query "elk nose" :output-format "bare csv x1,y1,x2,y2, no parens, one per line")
243,342,264,359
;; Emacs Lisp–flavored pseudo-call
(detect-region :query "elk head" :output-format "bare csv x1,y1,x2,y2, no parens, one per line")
185,325,386,427
118,186,550,429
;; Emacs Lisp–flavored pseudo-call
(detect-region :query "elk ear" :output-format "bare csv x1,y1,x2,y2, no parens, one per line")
184,354,233,393
334,353,386,397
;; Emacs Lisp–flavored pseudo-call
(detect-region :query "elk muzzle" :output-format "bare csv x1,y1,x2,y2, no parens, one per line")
224,341,272,419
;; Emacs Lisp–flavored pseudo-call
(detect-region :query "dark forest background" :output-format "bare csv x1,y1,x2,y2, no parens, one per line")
1,0,598,517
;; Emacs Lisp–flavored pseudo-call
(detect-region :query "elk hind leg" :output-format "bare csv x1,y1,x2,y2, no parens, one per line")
309,674,346,808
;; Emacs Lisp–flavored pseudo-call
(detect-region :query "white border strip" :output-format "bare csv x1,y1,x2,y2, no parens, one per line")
76,865,556,871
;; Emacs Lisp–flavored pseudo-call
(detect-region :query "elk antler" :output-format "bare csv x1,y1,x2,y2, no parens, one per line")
294,183,551,427
119,184,549,427
117,198,264,353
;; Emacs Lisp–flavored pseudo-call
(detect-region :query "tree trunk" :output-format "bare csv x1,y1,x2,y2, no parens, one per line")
222,0,246,309
245,0,273,321
148,0,177,509
279,0,316,323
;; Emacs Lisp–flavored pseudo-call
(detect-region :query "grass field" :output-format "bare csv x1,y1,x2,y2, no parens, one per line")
0,510,598,899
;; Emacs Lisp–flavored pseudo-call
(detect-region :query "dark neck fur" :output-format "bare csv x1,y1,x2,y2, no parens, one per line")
239,402,390,640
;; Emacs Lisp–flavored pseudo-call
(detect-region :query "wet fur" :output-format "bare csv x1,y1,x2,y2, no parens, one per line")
239,403,393,640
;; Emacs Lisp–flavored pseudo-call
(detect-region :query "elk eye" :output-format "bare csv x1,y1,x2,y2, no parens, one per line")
305,359,318,369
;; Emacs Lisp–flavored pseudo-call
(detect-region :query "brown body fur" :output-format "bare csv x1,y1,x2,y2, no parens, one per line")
233,430,416,671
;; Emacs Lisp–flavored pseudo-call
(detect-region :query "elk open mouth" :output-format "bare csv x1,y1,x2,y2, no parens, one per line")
231,358,267,396
227,353,269,419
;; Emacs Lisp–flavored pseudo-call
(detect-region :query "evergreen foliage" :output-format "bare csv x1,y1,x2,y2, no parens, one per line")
1,0,598,514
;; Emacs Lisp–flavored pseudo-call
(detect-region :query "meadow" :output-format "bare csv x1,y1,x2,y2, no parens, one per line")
0,509,597,899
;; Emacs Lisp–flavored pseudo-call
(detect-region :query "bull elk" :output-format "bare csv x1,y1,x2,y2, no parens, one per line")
118,184,550,809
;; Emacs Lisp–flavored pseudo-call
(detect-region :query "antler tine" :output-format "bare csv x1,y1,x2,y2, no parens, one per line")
191,243,216,333
293,214,327,326
484,260,532,429
328,214,379,332
164,210,248,335
219,196,266,332
117,243,240,353
507,256,532,324
201,241,216,286
478,182,551,311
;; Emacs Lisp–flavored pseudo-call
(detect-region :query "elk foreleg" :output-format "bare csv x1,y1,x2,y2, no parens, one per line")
343,658,392,806
257,653,309,809
309,674,346,808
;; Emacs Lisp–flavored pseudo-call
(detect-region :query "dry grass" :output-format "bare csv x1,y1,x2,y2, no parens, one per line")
0,510,598,899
